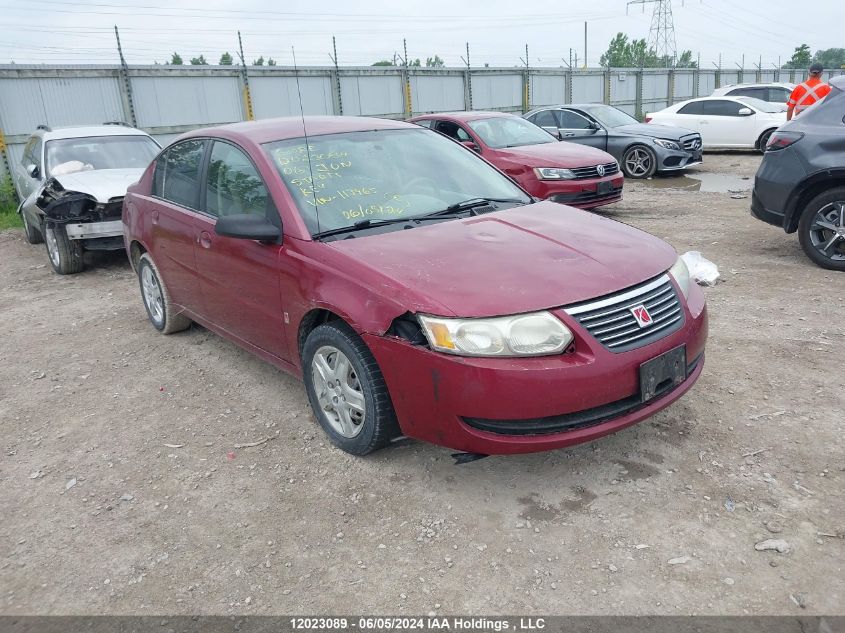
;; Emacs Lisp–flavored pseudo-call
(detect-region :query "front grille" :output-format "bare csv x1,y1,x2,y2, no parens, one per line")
462,354,703,436
570,162,619,179
564,274,684,352
551,186,622,206
682,136,702,151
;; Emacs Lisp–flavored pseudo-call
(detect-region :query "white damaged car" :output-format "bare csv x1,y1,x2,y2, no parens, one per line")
15,123,160,274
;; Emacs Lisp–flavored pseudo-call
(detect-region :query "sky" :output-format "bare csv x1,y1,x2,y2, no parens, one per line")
0,0,840,69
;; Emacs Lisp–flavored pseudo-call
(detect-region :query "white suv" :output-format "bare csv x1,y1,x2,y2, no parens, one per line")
16,123,160,274
710,83,794,109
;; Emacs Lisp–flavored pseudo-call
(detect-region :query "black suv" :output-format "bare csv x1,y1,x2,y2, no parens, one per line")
751,75,845,270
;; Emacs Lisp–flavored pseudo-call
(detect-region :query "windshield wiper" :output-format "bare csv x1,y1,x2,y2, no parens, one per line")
423,197,528,218
312,216,444,239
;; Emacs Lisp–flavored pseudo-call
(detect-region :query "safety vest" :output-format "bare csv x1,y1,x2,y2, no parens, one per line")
788,77,832,115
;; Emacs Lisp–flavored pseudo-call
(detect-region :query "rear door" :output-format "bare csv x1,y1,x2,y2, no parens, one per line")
193,140,289,359
147,139,207,312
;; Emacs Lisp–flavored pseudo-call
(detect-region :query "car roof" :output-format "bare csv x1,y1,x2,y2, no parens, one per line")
35,125,152,142
410,111,515,122
180,116,416,145
714,82,794,90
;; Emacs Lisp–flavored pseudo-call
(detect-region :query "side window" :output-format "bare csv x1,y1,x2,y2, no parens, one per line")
205,141,273,218
677,101,705,115
703,99,745,116
531,110,558,128
769,87,791,103
22,137,36,166
434,120,472,142
414,120,433,129
154,140,205,208
30,139,44,171
558,110,593,129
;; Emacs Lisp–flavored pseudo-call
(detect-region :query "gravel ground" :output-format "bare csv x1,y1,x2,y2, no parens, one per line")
0,153,842,616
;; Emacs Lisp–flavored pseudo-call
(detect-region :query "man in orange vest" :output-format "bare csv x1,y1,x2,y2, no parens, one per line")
787,63,831,120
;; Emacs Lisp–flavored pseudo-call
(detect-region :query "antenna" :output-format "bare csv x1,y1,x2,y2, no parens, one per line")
291,46,321,236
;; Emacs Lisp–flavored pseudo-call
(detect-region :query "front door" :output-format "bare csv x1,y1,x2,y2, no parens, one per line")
557,109,607,150
193,140,289,360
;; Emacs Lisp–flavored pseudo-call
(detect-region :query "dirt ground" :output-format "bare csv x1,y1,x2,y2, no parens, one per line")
1,153,843,617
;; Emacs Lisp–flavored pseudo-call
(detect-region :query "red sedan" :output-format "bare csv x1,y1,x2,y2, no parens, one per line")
123,116,707,456
409,111,624,209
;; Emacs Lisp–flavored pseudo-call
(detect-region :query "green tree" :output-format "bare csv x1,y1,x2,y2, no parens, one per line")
409,58,421,67
253,56,265,66
813,47,845,69
784,44,812,69
219,52,233,65
425,55,445,68
267,58,277,66
372,59,395,66
675,50,697,68
189,55,207,65
169,52,183,65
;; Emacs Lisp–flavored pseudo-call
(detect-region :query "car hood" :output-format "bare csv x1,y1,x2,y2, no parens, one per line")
50,168,145,203
616,123,697,140
328,202,677,318
494,141,614,167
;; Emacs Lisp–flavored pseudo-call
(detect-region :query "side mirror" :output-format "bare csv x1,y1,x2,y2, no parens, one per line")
460,140,481,153
737,107,754,116
215,214,281,242
26,164,40,179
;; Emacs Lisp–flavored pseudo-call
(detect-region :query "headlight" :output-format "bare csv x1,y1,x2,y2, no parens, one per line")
669,256,691,299
534,167,576,180
654,138,681,151
417,311,573,357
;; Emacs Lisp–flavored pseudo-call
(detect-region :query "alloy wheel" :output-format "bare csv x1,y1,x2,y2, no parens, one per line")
141,265,165,325
807,201,845,262
625,148,652,177
311,345,366,438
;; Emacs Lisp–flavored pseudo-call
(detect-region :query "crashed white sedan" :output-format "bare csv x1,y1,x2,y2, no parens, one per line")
15,123,160,274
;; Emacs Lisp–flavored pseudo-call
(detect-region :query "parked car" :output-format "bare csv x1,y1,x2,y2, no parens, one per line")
409,111,623,209
123,116,708,456
15,123,160,274
711,82,795,110
646,97,785,151
524,103,703,179
751,75,845,271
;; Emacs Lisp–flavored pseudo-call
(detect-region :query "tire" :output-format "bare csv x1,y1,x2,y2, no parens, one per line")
137,253,192,333
621,144,658,179
44,223,84,274
302,321,400,455
757,128,776,153
21,209,43,244
797,187,845,271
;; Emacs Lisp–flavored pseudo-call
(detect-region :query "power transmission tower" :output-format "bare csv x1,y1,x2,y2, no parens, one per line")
627,0,677,66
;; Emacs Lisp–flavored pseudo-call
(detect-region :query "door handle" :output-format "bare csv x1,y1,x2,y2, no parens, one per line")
198,230,212,249
151,209,159,224
564,133,576,137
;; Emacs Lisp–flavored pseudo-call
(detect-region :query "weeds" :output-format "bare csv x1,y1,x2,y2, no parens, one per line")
0,175,22,230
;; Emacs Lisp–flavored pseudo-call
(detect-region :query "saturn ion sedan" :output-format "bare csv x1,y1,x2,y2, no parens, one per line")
123,116,708,456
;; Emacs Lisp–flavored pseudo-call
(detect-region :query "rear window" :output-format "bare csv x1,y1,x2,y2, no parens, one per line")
677,101,705,115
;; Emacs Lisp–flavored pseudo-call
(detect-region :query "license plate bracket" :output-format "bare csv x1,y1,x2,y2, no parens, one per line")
640,345,686,403
597,181,613,195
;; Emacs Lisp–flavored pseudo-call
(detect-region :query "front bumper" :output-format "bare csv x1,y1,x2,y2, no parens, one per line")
365,282,708,455
65,220,124,240
534,174,624,209
656,147,703,172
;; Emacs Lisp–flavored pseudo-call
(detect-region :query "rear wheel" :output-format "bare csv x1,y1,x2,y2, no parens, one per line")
302,321,399,455
44,224,84,274
757,128,776,152
137,253,192,333
797,187,845,271
21,209,43,244
621,144,658,179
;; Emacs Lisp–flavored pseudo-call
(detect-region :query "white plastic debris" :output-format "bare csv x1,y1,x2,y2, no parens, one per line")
681,251,720,287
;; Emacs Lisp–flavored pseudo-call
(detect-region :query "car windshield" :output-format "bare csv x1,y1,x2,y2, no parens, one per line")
466,117,556,149
264,128,530,236
45,135,159,176
736,96,784,113
582,105,639,128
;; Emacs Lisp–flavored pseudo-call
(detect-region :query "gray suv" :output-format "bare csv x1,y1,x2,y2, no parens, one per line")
751,75,845,270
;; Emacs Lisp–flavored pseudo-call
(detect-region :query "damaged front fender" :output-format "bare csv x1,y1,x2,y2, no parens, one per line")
36,177,123,225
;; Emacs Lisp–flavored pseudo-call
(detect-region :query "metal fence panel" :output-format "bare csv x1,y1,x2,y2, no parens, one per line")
339,75,403,116
131,75,243,128
470,73,522,110
0,76,124,135
250,75,334,118
529,74,566,107
642,72,668,101
742,72,756,83
571,73,604,103
699,71,716,96
610,71,637,104
410,74,464,113
760,71,776,83
674,71,695,99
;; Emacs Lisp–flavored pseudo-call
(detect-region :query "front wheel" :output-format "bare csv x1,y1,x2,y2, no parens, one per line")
797,187,845,271
621,144,658,179
21,210,43,244
302,321,399,455
44,224,84,274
